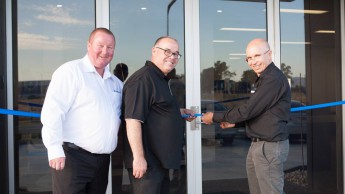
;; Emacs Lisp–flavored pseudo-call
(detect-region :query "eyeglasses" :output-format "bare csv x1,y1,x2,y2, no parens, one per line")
245,50,270,63
155,47,182,59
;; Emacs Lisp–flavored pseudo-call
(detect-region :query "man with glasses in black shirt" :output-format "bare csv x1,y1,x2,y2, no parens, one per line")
122,36,195,194
202,38,291,194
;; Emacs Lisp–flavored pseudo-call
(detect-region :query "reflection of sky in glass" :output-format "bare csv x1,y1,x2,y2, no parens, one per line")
200,0,266,81
110,0,185,78
280,0,306,78
18,0,309,82
19,0,186,81
18,0,94,81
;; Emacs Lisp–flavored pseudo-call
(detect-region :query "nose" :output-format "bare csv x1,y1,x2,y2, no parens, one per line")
249,57,260,64
247,59,254,64
102,46,114,53
167,54,176,60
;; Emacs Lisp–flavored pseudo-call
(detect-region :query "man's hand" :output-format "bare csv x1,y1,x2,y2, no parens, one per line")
49,157,66,170
201,112,214,124
220,122,235,128
180,108,196,122
132,156,147,179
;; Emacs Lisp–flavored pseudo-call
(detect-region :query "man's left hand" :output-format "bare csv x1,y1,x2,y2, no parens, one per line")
180,109,196,122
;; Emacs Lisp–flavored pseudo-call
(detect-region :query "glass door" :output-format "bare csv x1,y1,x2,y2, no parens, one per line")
198,1,267,193
110,1,186,193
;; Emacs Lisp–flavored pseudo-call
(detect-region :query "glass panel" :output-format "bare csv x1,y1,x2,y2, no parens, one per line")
281,0,341,193
16,0,94,192
280,1,308,193
200,0,267,193
109,1,185,193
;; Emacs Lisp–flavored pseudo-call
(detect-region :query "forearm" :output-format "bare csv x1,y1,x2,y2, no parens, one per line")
213,111,226,123
125,119,145,159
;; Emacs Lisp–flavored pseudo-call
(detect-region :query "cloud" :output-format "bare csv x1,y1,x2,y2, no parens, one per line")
31,4,92,26
18,32,82,50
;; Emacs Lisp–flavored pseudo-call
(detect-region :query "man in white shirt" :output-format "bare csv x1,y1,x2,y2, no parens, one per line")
41,27,122,194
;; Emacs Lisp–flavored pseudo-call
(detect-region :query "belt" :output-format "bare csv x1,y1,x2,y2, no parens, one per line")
251,137,264,142
63,142,108,156
251,137,287,142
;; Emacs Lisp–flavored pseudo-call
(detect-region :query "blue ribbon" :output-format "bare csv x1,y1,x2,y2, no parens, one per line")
0,108,41,118
182,113,203,118
1,100,345,118
290,101,345,112
182,100,345,118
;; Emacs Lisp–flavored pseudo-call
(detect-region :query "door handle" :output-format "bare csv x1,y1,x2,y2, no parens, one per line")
190,106,200,130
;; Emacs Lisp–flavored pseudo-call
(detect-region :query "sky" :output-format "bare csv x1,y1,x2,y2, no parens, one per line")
17,0,314,82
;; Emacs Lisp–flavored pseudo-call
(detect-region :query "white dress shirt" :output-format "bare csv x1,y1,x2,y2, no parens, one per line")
41,55,123,161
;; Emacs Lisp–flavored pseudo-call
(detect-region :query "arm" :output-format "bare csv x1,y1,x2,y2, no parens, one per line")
41,64,77,170
202,113,235,128
125,118,147,179
219,72,284,123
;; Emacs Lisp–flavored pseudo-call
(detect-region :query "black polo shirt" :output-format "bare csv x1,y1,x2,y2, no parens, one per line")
123,60,184,169
213,63,291,142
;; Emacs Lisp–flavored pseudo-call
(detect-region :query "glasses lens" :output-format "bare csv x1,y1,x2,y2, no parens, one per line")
156,47,181,59
164,50,172,57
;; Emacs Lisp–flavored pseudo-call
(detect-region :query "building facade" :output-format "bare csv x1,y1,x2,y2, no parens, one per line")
1,0,345,193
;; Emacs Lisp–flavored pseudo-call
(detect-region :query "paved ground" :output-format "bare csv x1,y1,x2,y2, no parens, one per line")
19,136,308,193
203,178,308,194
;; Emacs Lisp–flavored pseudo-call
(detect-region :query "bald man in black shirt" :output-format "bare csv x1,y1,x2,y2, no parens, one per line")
202,38,291,194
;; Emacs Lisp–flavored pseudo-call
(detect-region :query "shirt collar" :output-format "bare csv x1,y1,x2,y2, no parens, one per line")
145,60,168,80
259,62,274,77
81,55,96,73
81,55,114,80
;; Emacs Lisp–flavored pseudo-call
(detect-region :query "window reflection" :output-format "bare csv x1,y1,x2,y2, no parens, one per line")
17,0,94,192
281,0,341,193
110,1,185,193
280,0,308,192
200,0,266,193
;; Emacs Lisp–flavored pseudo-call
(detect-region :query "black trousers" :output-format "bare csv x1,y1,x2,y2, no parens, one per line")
128,166,170,194
52,143,110,194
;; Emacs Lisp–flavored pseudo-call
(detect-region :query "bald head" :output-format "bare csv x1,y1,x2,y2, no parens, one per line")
245,38,272,76
246,38,270,53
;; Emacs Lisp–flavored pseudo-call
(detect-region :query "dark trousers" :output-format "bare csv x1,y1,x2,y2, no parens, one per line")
170,166,186,194
128,166,170,194
52,144,110,194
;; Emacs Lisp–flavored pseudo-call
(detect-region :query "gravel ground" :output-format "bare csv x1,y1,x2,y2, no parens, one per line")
285,168,308,187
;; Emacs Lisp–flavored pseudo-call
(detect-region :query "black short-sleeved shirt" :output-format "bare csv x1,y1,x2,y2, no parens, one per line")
122,60,184,169
213,63,291,142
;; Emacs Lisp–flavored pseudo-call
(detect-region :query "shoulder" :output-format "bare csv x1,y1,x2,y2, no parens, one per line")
54,58,83,76
126,65,153,84
265,64,285,79
49,58,85,88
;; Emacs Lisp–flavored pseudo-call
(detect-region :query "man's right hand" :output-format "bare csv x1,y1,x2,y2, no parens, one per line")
49,157,65,170
201,112,214,125
220,122,235,128
133,156,147,179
